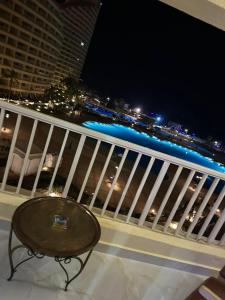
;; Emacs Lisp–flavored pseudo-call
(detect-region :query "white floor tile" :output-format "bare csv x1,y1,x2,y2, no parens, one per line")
0,229,206,300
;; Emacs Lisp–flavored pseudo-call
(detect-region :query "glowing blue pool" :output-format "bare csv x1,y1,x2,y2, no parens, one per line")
83,121,225,174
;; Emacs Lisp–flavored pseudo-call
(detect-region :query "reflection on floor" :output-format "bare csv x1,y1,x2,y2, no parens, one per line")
0,228,206,300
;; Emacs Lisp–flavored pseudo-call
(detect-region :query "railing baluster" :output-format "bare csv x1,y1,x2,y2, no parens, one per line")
197,184,225,240
101,148,129,216
1,114,22,191
48,129,69,194
208,208,225,243
62,134,86,198
164,170,195,232
16,119,38,194
139,161,170,226
114,153,142,219
152,166,183,229
175,174,208,235
31,124,54,198
0,108,5,131
219,231,225,246
126,156,155,223
77,140,101,203
186,177,220,237
3,101,225,247
89,144,115,210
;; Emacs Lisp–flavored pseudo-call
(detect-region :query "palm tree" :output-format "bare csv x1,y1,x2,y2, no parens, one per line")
112,98,126,111
61,77,80,100
61,76,87,116
3,69,18,99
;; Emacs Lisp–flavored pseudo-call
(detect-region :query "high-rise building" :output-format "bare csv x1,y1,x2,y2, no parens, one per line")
53,0,100,82
0,0,100,96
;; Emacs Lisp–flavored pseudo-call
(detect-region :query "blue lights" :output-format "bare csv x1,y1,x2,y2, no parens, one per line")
83,121,225,173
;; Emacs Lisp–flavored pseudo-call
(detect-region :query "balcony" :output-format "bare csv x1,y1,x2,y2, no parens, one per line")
0,216,208,300
0,100,225,299
18,32,31,43
0,10,10,21
0,34,6,43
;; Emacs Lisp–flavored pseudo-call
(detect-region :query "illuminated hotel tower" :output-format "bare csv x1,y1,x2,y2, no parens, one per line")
0,0,100,95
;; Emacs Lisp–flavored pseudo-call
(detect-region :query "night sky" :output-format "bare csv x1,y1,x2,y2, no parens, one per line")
82,0,225,141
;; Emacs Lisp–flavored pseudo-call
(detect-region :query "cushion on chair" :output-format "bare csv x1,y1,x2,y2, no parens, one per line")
185,278,225,300
199,285,222,300
220,267,225,280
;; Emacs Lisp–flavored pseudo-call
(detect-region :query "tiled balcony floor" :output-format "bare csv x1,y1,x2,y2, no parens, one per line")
0,226,207,300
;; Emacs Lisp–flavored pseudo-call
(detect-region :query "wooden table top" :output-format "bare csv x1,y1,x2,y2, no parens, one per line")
12,197,101,257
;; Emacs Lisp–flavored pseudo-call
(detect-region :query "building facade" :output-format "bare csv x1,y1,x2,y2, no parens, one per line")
53,1,100,82
0,0,100,96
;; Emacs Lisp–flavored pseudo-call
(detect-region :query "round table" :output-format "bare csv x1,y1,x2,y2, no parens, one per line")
8,197,101,291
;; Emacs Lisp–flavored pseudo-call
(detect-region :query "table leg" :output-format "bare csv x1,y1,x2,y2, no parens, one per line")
8,224,14,281
8,226,94,292
55,249,93,291
7,225,44,281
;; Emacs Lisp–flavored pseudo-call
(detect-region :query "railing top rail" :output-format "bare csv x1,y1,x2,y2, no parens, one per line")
1,100,225,180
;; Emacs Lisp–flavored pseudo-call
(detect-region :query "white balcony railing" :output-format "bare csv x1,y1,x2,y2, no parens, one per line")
1,100,225,246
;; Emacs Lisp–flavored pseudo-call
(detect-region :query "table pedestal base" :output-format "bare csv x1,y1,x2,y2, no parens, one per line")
8,225,93,291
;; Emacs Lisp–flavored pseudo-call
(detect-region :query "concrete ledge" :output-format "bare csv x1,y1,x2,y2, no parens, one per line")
97,217,225,276
160,0,225,31
96,242,217,277
0,191,224,276
0,191,28,221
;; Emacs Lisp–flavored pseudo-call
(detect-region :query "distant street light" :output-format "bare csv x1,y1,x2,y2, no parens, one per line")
184,128,188,134
134,107,141,114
